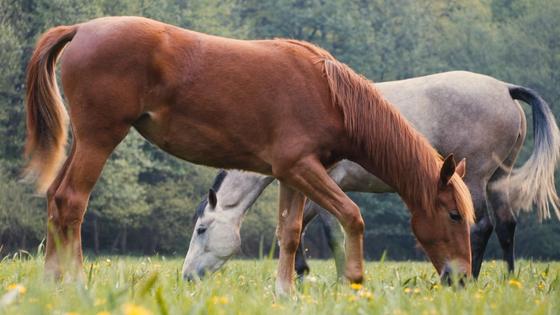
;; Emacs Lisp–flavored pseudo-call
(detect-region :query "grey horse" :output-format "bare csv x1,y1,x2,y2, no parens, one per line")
182,71,560,280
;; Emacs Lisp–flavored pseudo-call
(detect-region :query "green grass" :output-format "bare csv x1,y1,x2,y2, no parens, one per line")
1,254,559,314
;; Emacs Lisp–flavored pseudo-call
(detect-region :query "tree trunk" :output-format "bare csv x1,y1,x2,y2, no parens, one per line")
111,231,121,252
93,215,99,255
120,226,127,254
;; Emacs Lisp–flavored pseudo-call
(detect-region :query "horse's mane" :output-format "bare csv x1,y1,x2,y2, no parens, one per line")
282,39,474,224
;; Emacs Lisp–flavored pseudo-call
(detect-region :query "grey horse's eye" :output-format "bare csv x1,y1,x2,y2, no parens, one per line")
449,209,462,222
197,226,207,235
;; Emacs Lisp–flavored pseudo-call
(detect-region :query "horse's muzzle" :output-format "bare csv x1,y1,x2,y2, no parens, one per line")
440,264,468,287
183,268,206,282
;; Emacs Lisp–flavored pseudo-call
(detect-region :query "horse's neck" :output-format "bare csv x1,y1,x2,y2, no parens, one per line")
218,171,275,219
355,103,440,210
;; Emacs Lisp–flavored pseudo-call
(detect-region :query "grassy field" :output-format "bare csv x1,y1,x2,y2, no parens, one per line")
1,254,559,315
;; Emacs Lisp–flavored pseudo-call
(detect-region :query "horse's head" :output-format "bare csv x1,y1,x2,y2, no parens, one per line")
182,187,242,280
409,154,474,284
182,170,274,281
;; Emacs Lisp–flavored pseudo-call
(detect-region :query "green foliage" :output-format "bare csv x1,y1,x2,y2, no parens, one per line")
1,0,560,259
0,166,43,253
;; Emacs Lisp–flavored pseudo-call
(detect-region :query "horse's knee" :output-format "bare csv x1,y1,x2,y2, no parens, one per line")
51,189,87,227
341,204,364,235
495,219,516,246
472,216,493,237
281,237,301,253
278,225,302,252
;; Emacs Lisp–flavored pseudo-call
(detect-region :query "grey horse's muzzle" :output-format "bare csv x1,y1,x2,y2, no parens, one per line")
183,268,207,281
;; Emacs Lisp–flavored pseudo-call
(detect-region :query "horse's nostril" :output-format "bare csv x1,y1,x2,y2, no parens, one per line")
440,264,467,287
183,268,206,282
441,271,453,286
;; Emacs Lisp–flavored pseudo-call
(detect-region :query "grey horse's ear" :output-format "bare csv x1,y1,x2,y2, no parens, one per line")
455,158,466,178
208,188,217,209
439,154,456,188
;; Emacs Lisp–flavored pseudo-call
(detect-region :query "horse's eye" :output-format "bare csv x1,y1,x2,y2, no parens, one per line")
197,226,207,235
449,210,462,222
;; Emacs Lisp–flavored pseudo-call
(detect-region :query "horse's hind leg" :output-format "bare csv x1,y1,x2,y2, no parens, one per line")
469,181,492,278
294,202,320,279
488,131,525,274
275,156,364,287
45,120,130,279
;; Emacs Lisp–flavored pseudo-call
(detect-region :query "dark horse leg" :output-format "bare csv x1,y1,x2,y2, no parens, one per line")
294,202,320,278
487,131,524,274
489,189,517,274
318,209,346,279
469,181,492,279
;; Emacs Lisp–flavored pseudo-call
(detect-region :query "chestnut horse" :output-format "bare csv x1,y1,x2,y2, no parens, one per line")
24,16,473,294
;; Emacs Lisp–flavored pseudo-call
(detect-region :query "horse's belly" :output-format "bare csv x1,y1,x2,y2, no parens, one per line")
132,110,272,173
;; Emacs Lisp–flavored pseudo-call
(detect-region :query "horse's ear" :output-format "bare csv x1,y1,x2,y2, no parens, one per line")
455,158,466,178
208,188,217,209
439,154,456,188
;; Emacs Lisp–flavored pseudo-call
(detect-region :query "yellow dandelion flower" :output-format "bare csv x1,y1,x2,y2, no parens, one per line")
508,279,523,289
123,303,152,315
537,282,545,290
96,312,111,315
431,284,441,291
403,287,412,293
413,288,421,294
350,283,363,291
7,284,26,294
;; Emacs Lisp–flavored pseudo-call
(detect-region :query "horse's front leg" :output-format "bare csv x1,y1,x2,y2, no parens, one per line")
277,156,365,285
275,182,306,296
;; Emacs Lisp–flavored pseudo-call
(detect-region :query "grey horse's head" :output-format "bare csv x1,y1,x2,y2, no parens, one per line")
182,170,274,280
182,171,243,280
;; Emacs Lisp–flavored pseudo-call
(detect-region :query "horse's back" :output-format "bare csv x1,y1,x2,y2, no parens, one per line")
376,71,523,178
